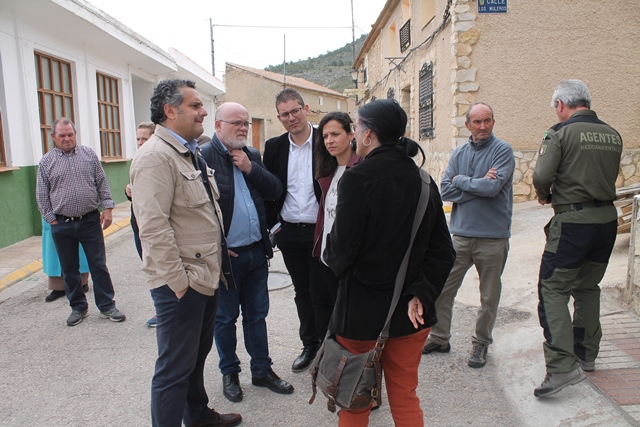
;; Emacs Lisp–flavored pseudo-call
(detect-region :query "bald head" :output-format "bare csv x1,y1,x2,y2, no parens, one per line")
215,102,251,149
465,102,495,142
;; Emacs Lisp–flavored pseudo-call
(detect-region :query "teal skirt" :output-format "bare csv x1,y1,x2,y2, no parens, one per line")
41,218,90,277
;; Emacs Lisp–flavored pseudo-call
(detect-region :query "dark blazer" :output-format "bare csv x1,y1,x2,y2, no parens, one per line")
263,128,322,228
324,145,456,340
200,135,283,285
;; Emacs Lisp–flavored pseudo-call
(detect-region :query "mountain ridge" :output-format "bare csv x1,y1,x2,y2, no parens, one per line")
264,34,367,93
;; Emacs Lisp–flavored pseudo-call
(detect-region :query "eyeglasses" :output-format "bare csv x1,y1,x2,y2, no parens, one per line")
219,119,251,128
277,107,304,120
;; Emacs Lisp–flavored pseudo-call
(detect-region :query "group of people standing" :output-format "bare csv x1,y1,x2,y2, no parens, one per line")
35,77,622,427
421,79,622,402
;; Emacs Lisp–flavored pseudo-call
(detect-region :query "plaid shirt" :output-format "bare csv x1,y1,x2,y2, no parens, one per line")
36,145,115,223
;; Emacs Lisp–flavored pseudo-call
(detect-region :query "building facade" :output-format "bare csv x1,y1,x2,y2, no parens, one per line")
353,0,639,201
220,63,355,153
0,0,224,248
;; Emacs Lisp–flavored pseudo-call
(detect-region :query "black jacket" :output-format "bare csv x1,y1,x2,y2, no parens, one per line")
262,128,322,228
200,135,282,284
324,145,456,340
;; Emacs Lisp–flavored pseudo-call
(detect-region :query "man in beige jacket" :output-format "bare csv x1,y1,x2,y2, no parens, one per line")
130,79,241,427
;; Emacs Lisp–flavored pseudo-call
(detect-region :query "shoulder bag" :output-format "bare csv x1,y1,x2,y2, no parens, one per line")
309,170,431,413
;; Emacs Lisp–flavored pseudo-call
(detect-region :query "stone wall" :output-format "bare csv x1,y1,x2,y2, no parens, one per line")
626,196,640,315
425,148,640,202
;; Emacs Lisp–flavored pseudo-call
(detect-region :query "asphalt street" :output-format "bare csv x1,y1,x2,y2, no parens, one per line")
0,200,633,426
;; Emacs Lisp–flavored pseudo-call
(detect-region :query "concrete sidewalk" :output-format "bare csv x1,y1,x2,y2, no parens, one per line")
0,200,638,426
0,202,132,292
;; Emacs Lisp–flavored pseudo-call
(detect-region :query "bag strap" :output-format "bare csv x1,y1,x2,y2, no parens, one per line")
377,169,431,344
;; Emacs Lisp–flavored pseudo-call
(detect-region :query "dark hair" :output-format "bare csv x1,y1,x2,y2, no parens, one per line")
275,88,305,110
314,111,355,179
150,79,196,125
357,99,425,166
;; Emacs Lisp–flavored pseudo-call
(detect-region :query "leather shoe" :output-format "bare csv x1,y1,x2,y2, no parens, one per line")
185,407,242,427
292,346,318,372
45,290,65,302
252,368,294,394
222,373,243,402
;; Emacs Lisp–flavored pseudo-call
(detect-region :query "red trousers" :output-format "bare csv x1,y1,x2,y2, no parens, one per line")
336,328,429,427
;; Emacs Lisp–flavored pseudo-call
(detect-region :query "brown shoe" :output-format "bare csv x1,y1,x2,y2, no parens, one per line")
186,407,242,427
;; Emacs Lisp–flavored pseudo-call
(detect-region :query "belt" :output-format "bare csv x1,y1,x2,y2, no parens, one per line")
55,210,98,223
228,241,260,252
281,220,315,228
553,200,613,214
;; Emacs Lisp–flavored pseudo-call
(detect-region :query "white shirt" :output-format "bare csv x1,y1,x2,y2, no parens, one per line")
281,125,319,223
321,165,346,264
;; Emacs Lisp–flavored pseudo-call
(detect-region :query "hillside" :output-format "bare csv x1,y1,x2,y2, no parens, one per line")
265,34,367,93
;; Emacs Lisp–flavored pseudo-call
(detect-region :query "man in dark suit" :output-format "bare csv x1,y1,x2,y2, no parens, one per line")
263,88,322,372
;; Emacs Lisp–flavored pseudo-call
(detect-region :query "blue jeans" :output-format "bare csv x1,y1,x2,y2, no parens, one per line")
50,212,115,312
214,244,272,377
151,285,218,427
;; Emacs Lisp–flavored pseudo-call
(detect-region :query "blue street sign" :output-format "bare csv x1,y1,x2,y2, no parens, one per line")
478,0,508,14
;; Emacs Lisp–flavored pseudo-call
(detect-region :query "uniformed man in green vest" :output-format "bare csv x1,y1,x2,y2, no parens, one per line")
533,79,622,398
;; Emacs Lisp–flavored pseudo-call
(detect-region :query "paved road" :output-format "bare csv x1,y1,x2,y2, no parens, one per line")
0,201,633,426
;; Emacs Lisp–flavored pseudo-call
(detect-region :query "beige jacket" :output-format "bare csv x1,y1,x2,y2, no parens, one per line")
130,125,225,296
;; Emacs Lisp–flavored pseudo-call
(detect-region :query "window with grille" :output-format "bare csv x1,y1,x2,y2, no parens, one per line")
96,73,122,159
0,111,6,167
400,19,411,53
34,52,74,153
419,62,434,139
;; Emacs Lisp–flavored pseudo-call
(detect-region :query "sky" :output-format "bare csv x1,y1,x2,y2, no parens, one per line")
88,0,388,78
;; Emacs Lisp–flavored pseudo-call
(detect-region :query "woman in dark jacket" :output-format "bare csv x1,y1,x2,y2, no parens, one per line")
311,111,360,341
324,99,455,426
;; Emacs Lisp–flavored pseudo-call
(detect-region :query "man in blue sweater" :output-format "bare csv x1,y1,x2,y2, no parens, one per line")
422,102,514,368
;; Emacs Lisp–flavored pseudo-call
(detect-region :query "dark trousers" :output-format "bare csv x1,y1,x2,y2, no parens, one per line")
276,223,321,348
133,231,142,259
151,285,218,427
214,244,272,377
537,211,617,373
50,212,115,312
312,262,339,340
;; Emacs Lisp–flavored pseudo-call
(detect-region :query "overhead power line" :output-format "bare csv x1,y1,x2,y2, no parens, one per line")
212,24,350,29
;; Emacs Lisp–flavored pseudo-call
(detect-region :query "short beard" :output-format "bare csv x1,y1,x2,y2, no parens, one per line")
226,138,246,149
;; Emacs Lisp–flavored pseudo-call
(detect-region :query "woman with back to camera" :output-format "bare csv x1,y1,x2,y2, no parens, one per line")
311,111,361,341
323,99,456,426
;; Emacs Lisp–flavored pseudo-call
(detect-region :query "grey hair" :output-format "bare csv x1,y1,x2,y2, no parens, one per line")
465,102,494,122
51,117,77,136
551,79,591,109
137,121,156,133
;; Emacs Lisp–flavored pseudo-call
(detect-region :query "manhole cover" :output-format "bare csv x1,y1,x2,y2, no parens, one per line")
268,272,291,291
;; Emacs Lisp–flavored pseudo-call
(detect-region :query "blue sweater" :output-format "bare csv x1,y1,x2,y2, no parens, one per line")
440,134,515,239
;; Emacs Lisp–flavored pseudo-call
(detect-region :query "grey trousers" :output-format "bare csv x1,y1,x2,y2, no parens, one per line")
428,235,510,346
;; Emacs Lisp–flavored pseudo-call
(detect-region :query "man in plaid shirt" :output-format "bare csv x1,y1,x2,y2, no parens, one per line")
36,117,125,327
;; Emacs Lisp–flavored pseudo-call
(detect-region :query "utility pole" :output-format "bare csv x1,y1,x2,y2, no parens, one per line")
283,34,287,85
351,0,356,64
209,18,215,76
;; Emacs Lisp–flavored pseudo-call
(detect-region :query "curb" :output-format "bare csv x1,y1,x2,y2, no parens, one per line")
0,217,131,292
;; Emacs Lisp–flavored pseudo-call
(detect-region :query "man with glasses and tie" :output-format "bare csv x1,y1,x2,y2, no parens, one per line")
200,102,293,403
263,88,323,373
